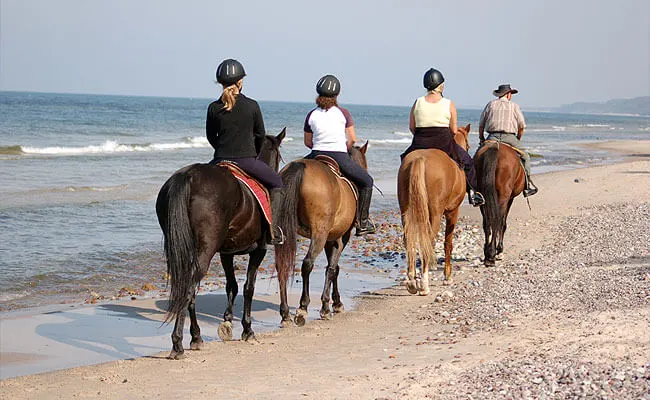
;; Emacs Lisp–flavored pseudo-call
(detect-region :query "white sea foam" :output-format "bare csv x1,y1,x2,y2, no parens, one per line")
370,138,412,145
22,138,212,155
392,131,412,137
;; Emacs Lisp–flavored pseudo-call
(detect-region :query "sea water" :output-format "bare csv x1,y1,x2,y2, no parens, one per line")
1,91,648,311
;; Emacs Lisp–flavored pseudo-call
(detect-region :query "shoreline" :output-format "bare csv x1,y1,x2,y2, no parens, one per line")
1,140,649,397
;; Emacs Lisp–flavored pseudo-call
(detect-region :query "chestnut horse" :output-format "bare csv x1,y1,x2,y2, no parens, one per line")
397,124,471,295
273,143,369,327
474,142,525,266
155,130,284,359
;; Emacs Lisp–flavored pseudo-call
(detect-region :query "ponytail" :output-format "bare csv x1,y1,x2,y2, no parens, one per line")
220,79,243,111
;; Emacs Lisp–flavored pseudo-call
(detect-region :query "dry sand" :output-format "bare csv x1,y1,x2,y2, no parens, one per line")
1,140,649,399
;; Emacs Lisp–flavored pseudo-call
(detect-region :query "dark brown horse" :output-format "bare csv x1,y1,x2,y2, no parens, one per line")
155,130,285,359
474,142,525,266
273,143,369,326
397,124,471,294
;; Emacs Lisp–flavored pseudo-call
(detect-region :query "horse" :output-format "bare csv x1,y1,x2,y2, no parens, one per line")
397,124,472,295
273,143,369,327
474,141,525,266
155,129,285,359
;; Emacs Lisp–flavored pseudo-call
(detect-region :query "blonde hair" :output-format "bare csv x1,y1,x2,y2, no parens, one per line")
220,80,243,111
427,83,444,96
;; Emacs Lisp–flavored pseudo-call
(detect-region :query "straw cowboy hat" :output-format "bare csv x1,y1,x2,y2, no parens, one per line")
493,84,519,97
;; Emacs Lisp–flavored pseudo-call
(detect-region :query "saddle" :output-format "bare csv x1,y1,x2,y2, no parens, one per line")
483,140,527,157
216,161,272,225
313,155,358,200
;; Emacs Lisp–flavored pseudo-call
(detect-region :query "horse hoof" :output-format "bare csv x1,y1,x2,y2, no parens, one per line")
484,260,496,268
442,278,453,286
496,253,504,261
320,310,331,320
406,280,418,294
294,313,306,327
168,350,186,360
190,339,204,350
333,304,345,314
241,331,256,342
281,319,293,328
418,287,431,296
217,321,233,342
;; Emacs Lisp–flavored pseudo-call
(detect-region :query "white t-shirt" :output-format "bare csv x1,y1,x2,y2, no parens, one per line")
304,106,354,152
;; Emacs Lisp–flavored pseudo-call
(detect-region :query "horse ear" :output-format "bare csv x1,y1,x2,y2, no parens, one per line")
276,127,286,144
360,140,369,154
465,124,471,134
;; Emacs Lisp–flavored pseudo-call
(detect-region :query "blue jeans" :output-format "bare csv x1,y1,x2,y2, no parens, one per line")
305,150,373,188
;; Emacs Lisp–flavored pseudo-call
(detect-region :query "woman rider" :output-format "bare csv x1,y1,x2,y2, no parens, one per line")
401,68,485,206
206,58,285,244
303,75,375,236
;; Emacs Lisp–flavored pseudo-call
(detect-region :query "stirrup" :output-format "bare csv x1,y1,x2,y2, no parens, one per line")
472,192,485,207
523,187,538,197
269,226,285,245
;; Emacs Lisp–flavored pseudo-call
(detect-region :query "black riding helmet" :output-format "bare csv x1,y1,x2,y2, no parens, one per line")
216,59,246,86
423,68,444,91
316,75,341,97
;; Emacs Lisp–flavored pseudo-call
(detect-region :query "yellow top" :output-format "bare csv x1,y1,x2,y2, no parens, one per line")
413,96,451,128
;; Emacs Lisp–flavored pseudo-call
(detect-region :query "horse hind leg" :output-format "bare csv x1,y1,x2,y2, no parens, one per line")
188,293,203,350
321,234,348,319
331,231,351,314
169,296,190,359
217,253,237,342
442,208,460,285
240,246,266,342
295,233,327,327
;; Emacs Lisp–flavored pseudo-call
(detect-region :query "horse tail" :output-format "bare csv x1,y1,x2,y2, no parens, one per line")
156,169,199,323
403,157,436,268
480,146,500,240
274,162,304,284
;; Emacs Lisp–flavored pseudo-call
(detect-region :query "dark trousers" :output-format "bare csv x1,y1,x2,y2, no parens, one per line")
456,144,477,189
305,150,373,188
210,157,283,189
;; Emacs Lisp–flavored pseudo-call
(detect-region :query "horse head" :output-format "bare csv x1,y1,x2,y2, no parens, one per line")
258,128,286,171
455,123,471,151
349,140,369,170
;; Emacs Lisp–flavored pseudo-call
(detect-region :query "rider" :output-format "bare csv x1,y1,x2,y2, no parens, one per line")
303,74,376,236
478,84,538,197
206,58,285,244
401,68,485,207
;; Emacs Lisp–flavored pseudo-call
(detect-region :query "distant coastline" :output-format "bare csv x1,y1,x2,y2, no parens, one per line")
554,96,650,117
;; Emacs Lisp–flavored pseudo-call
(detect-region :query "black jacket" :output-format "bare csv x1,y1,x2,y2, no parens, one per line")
206,94,266,159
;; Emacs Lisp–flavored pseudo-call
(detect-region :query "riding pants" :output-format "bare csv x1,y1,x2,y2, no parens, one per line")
210,157,283,189
484,132,531,176
305,150,373,188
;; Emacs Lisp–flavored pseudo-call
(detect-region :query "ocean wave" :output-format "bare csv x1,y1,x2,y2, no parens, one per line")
569,124,611,128
392,131,412,137
18,138,211,155
371,138,412,145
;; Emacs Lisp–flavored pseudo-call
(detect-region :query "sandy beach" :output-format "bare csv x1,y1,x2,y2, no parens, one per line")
1,140,649,399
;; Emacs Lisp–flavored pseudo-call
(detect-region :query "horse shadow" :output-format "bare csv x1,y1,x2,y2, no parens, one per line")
34,293,279,361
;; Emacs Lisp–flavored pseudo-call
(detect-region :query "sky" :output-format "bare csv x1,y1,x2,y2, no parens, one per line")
1,0,648,109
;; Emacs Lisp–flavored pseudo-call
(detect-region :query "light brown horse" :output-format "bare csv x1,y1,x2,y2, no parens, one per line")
397,124,471,295
474,142,525,266
273,143,369,326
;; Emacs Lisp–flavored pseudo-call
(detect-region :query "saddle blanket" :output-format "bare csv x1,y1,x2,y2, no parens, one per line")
313,155,358,200
217,162,272,225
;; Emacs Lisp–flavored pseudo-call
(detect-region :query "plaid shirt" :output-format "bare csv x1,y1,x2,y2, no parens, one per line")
479,97,526,134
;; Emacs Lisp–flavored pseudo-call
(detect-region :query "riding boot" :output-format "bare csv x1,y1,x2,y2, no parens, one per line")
268,188,285,245
523,174,538,197
466,183,485,207
355,187,376,236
